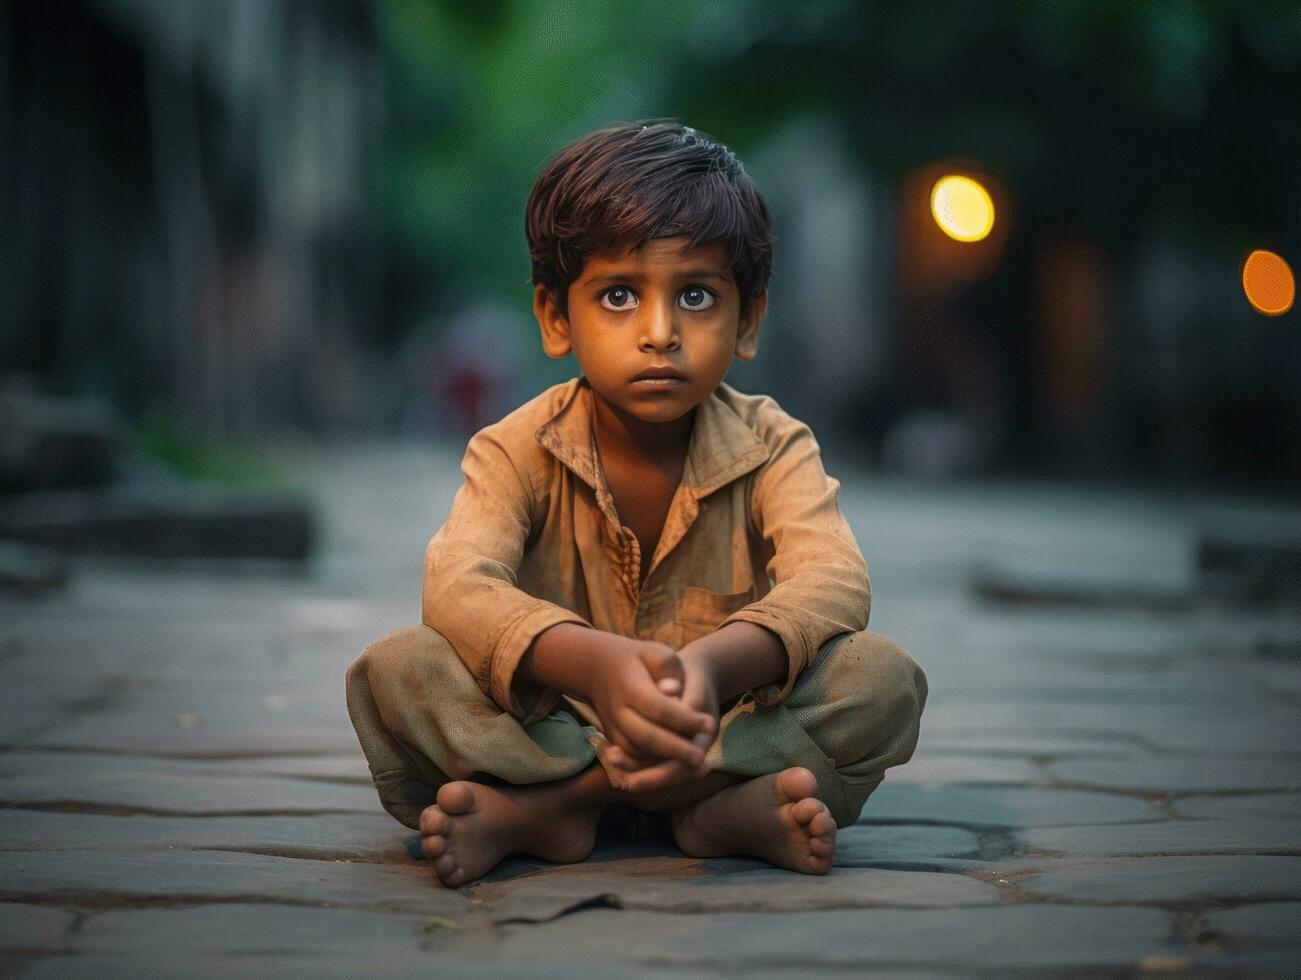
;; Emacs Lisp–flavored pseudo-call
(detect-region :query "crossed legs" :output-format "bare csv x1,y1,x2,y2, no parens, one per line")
345,625,926,887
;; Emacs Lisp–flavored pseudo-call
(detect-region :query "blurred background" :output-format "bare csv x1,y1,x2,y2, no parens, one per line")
2,0,1300,581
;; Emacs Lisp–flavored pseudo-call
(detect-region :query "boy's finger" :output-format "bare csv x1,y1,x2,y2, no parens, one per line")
690,729,715,754
606,744,633,769
607,744,658,772
606,729,657,767
626,757,711,794
657,676,681,696
637,646,684,693
626,764,679,794
619,709,705,768
630,687,715,738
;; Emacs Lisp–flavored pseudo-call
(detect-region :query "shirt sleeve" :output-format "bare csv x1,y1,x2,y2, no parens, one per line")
717,412,871,707
422,427,592,726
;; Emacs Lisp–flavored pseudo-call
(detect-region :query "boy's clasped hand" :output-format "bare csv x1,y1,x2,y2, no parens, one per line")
582,635,721,794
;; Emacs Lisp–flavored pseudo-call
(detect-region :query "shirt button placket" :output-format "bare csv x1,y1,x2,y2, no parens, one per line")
621,529,639,598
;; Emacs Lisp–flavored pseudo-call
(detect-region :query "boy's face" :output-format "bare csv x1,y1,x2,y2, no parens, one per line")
534,237,765,428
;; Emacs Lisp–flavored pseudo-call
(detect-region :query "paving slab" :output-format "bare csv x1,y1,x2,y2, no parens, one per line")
7,582,407,630
926,661,1243,706
887,754,1043,785
3,613,387,692
23,729,362,757
1017,855,1301,903
905,608,1190,662
1174,793,1301,820
1015,818,1301,857
470,863,999,922
440,905,1181,971
917,733,1138,759
0,693,68,745
0,849,469,916
861,783,1159,828
0,767,378,814
1136,720,1301,756
1249,661,1301,698
1049,755,1301,793
1203,902,1301,947
0,810,406,861
922,701,1301,754
0,749,372,785
836,824,983,863
69,903,435,953
0,903,76,949
16,687,358,757
0,678,110,743
218,753,372,783
12,952,694,980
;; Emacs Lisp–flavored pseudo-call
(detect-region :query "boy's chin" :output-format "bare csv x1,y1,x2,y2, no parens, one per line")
619,400,697,422
595,389,698,423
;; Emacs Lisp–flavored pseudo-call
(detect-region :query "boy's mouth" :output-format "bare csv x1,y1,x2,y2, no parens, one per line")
632,365,687,382
631,376,687,391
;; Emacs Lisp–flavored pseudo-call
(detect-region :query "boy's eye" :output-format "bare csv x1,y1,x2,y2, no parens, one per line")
599,286,639,311
679,286,716,311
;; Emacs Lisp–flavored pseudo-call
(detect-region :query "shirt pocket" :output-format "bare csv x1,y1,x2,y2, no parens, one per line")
675,584,755,647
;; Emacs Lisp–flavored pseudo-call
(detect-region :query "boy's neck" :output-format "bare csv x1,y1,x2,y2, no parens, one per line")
589,388,696,463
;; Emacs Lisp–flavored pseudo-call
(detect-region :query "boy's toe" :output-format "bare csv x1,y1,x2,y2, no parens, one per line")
419,806,451,836
436,781,477,814
808,836,834,857
809,809,836,838
774,766,818,803
421,834,447,858
433,852,459,881
791,797,824,825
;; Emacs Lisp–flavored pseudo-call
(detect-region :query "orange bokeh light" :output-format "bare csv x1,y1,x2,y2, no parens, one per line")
930,175,995,242
1241,249,1295,316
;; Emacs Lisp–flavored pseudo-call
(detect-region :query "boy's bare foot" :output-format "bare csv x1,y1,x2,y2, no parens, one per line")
669,766,836,874
419,780,601,887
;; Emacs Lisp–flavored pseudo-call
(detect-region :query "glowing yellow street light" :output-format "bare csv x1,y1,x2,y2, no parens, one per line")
930,175,995,243
1241,249,1295,316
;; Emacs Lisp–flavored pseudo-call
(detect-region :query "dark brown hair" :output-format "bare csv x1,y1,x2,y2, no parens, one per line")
525,119,773,317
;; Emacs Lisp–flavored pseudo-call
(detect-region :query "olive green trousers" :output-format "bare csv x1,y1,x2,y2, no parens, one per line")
345,625,927,830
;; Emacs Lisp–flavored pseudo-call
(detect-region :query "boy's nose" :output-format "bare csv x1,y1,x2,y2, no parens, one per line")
637,299,680,351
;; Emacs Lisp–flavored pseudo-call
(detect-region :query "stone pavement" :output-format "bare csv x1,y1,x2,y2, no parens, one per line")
3,442,1300,976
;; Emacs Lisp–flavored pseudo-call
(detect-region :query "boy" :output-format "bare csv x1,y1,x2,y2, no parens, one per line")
346,120,927,888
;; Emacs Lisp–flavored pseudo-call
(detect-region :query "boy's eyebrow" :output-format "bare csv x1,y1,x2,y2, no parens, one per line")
583,268,732,287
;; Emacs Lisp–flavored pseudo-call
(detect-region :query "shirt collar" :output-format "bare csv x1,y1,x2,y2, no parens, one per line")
534,375,770,501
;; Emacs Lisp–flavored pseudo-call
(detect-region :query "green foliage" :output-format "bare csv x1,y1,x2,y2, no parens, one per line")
131,415,288,489
377,0,767,318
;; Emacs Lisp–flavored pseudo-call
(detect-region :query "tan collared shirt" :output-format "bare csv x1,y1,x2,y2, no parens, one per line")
422,375,871,727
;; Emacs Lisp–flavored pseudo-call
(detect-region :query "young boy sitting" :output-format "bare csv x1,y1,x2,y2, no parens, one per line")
345,119,928,888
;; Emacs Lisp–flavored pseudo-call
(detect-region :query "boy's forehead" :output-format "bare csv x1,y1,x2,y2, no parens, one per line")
582,237,732,277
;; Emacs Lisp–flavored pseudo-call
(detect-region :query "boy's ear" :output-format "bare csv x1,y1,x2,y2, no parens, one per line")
534,284,572,358
734,289,767,361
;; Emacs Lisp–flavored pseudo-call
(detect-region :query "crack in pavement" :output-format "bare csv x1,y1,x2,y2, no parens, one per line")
195,845,408,866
